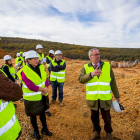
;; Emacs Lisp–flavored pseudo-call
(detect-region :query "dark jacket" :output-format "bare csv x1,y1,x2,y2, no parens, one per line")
78,61,120,111
0,71,23,101
23,64,45,116
3,65,16,82
50,59,66,72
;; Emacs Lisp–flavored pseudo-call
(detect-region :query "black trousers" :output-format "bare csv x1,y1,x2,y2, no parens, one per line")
90,101,113,133
30,111,47,132
42,95,50,110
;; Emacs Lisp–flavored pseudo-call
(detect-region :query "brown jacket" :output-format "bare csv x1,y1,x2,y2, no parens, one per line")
0,71,23,101
78,61,120,111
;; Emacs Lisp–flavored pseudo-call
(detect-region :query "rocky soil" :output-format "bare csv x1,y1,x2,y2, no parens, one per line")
0,59,140,140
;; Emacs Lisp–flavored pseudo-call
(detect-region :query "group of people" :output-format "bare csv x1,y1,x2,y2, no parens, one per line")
0,47,123,140
0,44,66,140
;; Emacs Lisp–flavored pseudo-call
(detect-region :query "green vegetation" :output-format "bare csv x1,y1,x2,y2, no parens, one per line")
0,37,140,61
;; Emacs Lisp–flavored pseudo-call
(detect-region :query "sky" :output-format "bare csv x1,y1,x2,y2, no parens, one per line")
0,0,140,48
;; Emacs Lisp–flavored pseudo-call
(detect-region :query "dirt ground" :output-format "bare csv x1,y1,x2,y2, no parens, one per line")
0,59,140,140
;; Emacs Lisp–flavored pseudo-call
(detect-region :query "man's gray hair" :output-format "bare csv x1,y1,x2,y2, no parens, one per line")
88,48,99,58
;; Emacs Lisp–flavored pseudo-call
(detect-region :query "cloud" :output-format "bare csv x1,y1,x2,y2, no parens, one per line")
0,0,140,48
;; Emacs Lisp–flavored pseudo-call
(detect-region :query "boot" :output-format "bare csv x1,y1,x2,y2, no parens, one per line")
89,131,101,140
34,131,41,140
59,100,64,106
41,127,52,136
106,133,112,140
50,99,56,104
45,111,51,117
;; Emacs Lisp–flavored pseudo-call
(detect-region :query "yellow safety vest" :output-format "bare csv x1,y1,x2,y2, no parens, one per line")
50,60,65,83
37,53,44,61
19,65,48,101
4,64,16,79
46,56,54,68
0,71,21,140
15,57,21,65
84,62,112,101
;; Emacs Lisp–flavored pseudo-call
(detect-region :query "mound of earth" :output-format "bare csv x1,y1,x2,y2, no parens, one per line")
0,49,14,58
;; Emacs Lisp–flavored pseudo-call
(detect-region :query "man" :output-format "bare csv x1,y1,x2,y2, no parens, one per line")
0,69,23,140
78,48,120,140
50,50,66,106
36,44,46,65
46,50,55,84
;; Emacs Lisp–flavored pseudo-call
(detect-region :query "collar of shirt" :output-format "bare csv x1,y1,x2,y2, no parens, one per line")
92,62,100,68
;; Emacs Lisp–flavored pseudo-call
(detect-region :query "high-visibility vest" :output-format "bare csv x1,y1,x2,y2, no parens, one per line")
37,53,44,61
0,69,7,77
21,65,48,101
4,64,16,79
0,71,21,140
15,57,21,65
20,56,25,67
50,60,66,83
46,56,54,68
84,62,112,101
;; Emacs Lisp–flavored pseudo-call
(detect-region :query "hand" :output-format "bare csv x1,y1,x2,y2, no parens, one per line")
43,62,46,65
41,87,48,95
40,59,43,62
15,79,18,84
92,68,102,76
2,100,7,103
116,98,120,103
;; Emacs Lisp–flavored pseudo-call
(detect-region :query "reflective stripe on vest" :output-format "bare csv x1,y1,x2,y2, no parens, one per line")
50,60,65,83
22,65,48,101
4,64,16,79
0,100,21,139
84,62,112,101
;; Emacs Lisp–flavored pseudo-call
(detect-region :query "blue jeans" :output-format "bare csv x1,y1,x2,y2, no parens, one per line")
51,81,64,101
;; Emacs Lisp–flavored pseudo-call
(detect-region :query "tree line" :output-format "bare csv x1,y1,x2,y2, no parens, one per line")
0,37,140,61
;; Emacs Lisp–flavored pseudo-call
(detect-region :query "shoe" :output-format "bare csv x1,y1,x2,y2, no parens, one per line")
89,131,101,140
50,99,56,104
41,128,52,136
20,98,23,102
34,131,41,140
46,111,51,117
106,133,112,140
59,100,64,106
14,104,17,108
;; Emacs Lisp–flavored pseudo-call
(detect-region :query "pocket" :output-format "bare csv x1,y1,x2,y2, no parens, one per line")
87,100,95,107
106,100,112,106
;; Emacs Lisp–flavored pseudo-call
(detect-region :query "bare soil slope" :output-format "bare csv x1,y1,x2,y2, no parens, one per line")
0,59,140,140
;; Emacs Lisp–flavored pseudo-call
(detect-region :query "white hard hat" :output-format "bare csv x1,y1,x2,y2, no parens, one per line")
25,50,39,60
36,44,43,49
16,53,20,57
49,50,54,54
55,50,62,55
23,52,26,57
112,100,124,113
4,55,12,61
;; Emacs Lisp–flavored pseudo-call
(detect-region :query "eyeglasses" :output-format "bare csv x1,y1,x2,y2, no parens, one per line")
91,53,100,56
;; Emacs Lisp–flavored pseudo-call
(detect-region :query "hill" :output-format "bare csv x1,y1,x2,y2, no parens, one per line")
0,37,140,61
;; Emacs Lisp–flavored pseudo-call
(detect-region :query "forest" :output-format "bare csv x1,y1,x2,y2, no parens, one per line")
0,37,140,61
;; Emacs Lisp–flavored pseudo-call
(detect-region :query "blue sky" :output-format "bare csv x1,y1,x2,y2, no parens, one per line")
0,0,140,48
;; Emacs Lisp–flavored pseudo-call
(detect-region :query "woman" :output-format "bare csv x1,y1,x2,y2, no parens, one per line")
3,55,17,107
17,50,52,140
0,69,23,140
3,55,16,82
